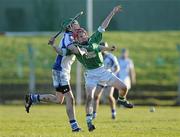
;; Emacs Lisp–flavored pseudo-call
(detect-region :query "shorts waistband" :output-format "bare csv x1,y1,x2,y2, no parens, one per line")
86,65,104,73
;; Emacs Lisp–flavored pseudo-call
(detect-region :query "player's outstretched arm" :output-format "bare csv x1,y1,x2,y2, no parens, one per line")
67,44,79,54
48,37,64,55
101,5,122,30
68,44,88,56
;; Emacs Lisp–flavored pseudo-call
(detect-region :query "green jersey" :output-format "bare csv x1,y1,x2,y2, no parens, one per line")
75,30,104,70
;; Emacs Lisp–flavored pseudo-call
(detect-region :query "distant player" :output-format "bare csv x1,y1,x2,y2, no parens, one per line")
93,42,120,119
117,48,136,93
25,19,81,132
67,5,133,131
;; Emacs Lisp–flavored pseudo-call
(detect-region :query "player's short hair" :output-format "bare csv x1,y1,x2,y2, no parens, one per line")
73,27,88,42
121,48,128,53
74,27,87,34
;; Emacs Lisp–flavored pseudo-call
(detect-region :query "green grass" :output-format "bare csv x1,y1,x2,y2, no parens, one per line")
0,105,180,137
0,31,180,85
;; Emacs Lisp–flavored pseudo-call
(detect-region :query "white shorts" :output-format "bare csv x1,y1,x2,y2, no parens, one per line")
52,69,70,87
122,77,131,90
84,66,117,88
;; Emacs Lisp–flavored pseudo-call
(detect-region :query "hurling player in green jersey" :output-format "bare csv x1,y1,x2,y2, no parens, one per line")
67,5,133,132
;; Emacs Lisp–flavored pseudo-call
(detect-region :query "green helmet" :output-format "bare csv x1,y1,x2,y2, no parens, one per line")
60,18,79,32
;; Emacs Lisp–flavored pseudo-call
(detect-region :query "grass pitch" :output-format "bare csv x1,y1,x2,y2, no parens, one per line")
0,105,180,137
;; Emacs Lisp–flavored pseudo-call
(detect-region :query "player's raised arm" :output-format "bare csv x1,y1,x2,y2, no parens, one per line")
100,5,122,30
68,44,87,56
48,37,64,55
89,5,122,45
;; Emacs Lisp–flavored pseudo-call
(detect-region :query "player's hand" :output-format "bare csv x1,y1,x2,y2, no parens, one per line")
110,45,116,51
112,5,122,14
48,37,55,46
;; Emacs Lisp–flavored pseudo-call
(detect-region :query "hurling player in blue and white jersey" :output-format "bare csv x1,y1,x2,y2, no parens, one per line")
93,42,120,119
117,48,136,92
25,19,81,132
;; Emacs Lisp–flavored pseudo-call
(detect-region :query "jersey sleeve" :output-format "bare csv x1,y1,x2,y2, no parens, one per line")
129,59,135,69
65,33,75,47
58,33,74,49
60,33,74,48
89,26,105,44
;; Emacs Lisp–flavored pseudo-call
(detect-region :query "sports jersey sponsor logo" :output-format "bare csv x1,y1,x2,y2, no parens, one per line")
85,51,96,59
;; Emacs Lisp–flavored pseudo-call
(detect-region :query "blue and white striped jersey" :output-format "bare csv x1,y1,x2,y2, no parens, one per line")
52,32,75,73
117,57,134,81
103,53,119,73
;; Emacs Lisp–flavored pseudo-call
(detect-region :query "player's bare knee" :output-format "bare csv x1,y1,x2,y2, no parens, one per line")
86,90,94,100
120,85,127,96
65,92,74,100
108,95,113,100
94,93,100,101
55,95,63,104
122,85,127,92
56,98,62,104
94,96,99,101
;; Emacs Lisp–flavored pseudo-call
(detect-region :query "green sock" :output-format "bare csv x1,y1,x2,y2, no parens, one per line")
118,96,125,101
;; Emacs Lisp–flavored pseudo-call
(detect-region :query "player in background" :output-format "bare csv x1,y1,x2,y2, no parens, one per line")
67,5,133,131
25,19,81,132
117,48,136,94
93,42,120,119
